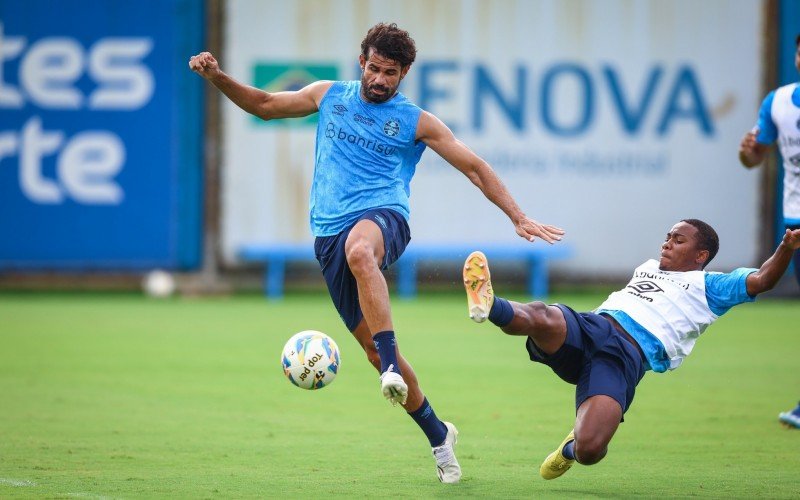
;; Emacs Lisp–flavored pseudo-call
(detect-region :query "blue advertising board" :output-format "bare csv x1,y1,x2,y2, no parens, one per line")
0,0,204,270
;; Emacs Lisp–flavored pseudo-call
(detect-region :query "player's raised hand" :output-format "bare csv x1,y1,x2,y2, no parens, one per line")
783,227,800,250
515,217,565,244
739,129,758,154
738,128,765,168
189,52,220,80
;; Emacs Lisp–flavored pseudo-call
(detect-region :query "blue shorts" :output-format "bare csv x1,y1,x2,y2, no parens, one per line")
526,304,645,415
314,208,410,332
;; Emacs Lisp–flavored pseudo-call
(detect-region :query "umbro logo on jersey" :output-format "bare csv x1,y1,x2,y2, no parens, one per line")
627,281,664,294
333,104,348,116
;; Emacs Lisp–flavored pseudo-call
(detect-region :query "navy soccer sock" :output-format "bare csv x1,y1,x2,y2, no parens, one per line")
408,397,448,447
488,297,514,327
562,439,576,460
373,330,401,375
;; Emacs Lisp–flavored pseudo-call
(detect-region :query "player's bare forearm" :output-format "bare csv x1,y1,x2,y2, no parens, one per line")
419,119,520,220
746,229,800,295
468,162,525,222
190,51,270,119
469,162,564,244
190,51,322,120
208,72,272,119
418,111,564,243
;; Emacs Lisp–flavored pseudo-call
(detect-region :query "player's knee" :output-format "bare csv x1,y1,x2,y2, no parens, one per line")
345,240,377,275
574,435,608,465
516,301,550,328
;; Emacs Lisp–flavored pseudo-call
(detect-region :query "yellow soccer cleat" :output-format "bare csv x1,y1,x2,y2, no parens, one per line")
463,251,494,323
540,430,575,480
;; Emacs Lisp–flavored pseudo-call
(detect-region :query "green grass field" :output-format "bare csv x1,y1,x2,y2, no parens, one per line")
1,291,798,498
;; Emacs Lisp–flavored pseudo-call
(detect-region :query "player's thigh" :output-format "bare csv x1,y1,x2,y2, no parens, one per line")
575,394,622,456
519,302,568,355
344,209,410,270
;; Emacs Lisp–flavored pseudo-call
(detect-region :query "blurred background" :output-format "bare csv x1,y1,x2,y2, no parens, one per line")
1,0,798,297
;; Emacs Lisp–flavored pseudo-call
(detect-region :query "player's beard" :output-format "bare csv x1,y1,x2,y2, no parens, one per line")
361,75,396,104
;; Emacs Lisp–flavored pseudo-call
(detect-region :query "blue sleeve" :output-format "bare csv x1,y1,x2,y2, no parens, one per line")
704,268,757,316
755,91,777,144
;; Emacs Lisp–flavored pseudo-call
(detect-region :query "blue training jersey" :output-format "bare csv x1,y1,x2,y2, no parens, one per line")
310,81,427,237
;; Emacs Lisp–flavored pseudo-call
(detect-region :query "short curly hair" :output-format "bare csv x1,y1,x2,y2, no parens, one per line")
681,218,719,268
360,22,417,68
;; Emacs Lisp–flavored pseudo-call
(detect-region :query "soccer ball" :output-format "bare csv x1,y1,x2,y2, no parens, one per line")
281,330,340,390
142,270,176,298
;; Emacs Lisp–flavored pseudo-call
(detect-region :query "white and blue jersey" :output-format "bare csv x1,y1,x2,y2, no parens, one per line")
595,259,756,373
754,82,800,224
310,81,427,237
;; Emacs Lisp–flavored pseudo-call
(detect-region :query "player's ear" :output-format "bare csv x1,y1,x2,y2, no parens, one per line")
696,249,710,268
359,54,366,72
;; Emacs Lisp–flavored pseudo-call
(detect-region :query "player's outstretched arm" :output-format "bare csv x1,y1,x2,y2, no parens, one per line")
738,129,768,168
745,228,800,296
188,51,331,120
416,111,564,244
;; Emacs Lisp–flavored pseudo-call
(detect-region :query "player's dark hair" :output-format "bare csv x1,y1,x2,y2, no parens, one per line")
681,218,719,268
796,33,800,47
361,22,417,68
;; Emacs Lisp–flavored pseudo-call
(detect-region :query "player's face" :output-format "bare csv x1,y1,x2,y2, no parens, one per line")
359,48,409,104
658,222,707,272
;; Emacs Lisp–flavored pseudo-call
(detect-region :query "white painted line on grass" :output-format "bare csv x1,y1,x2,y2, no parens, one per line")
0,478,36,487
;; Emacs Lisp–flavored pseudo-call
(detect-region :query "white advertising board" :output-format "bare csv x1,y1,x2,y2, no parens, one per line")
221,0,763,275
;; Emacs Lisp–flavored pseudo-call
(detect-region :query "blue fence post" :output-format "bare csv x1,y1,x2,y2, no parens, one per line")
267,257,286,299
529,256,548,299
396,257,417,298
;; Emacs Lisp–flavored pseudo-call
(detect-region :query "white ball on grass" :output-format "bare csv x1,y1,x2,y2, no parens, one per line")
142,270,176,298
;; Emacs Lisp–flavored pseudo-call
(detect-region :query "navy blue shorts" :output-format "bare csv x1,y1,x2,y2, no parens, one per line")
526,304,645,415
314,208,410,332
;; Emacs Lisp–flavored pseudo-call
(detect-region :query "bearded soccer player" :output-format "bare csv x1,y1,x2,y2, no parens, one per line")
190,23,564,483
463,219,800,479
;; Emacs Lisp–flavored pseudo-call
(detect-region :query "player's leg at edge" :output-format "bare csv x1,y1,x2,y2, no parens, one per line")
539,395,621,479
540,429,575,479
463,251,494,322
350,319,461,483
344,219,410,406
462,251,623,480
346,218,461,483
779,401,800,429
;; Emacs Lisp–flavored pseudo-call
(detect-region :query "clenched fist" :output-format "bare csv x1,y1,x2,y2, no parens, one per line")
738,128,766,168
189,52,220,80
